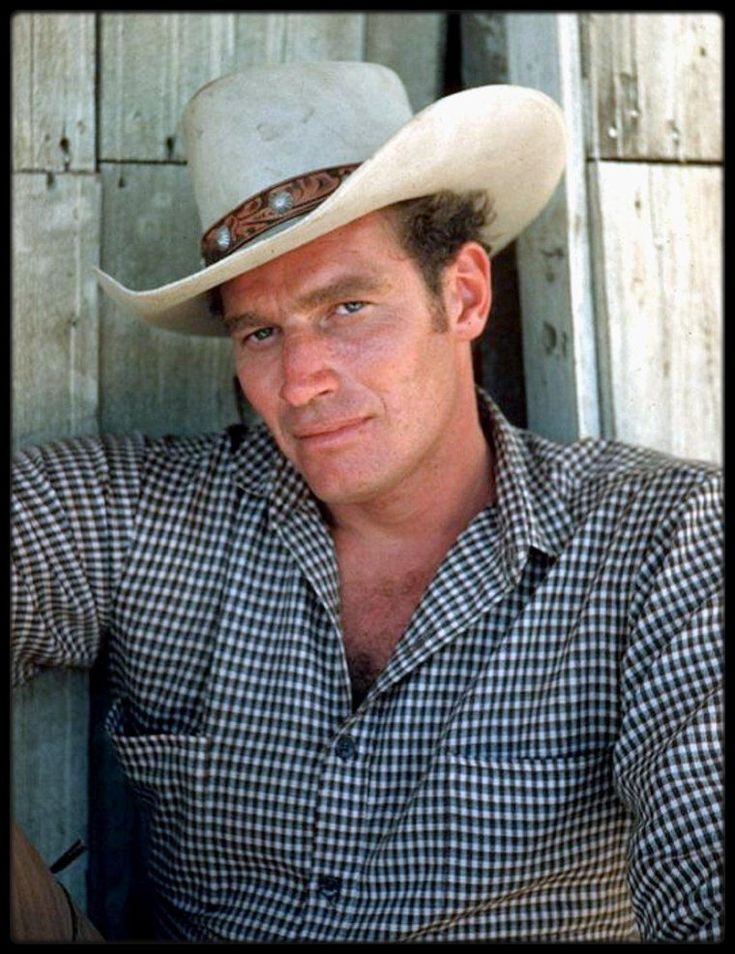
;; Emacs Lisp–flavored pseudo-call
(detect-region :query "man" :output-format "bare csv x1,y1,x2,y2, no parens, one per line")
12,62,722,942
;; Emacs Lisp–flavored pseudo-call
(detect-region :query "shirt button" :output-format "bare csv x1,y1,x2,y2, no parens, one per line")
317,875,342,900
335,735,357,761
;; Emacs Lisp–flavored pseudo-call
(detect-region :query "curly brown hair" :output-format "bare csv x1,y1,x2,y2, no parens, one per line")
388,190,494,300
386,190,494,331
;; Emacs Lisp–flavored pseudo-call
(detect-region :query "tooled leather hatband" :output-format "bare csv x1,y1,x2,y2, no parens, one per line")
201,163,361,266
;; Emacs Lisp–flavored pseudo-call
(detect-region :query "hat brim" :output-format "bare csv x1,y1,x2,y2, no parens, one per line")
95,85,567,337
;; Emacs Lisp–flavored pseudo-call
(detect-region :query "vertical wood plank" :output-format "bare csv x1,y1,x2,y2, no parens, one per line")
236,14,367,74
99,163,235,437
582,13,722,162
101,13,239,161
279,12,365,62
460,12,507,86
100,13,368,162
12,173,101,450
12,13,96,172
588,163,721,463
12,671,91,909
12,10,100,922
506,13,600,441
365,13,445,110
230,13,287,64
10,14,32,166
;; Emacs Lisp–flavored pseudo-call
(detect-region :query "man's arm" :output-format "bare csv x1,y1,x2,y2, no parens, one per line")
613,471,723,940
11,434,149,939
11,433,145,686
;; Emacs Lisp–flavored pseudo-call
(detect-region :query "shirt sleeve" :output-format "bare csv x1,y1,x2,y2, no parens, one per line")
613,470,723,941
11,433,146,688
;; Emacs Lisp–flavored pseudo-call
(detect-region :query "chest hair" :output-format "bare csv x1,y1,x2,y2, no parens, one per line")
339,563,438,707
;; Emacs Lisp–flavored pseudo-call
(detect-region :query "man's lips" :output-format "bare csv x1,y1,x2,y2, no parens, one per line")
290,417,369,443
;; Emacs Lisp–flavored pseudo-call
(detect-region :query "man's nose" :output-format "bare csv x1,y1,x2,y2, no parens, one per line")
279,328,339,407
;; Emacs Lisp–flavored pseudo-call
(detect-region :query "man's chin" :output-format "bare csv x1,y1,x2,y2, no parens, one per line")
299,464,384,509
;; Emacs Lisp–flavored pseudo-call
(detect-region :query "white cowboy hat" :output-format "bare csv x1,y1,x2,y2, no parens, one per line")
95,61,567,337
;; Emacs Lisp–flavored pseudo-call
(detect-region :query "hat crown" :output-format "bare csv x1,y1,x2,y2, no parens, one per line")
97,64,567,337
182,61,414,233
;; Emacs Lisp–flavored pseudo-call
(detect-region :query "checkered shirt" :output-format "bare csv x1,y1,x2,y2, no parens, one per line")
11,393,723,942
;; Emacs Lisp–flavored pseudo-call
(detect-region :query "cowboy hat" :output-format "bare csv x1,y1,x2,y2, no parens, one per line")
95,61,567,337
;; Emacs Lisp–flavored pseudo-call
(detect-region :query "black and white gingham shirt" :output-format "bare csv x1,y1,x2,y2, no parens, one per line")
11,393,723,942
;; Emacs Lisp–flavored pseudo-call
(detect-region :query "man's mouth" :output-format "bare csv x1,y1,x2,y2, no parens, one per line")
291,417,369,445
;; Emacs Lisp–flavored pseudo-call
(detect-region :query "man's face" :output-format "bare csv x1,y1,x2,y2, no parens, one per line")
220,210,488,509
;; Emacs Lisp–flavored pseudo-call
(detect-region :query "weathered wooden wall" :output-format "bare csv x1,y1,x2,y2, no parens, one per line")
12,14,99,913
504,13,601,444
12,9,722,940
500,12,721,462
582,13,722,463
11,11,447,937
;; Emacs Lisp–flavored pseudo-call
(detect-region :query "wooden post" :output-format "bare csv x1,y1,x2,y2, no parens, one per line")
506,13,601,442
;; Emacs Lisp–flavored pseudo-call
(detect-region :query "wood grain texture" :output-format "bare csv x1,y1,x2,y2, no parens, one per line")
267,12,366,62
589,162,721,463
101,13,239,162
99,163,236,436
582,13,722,161
365,13,445,109
100,12,368,162
12,13,96,172
230,12,367,68
12,173,101,450
460,12,507,86
12,670,91,910
506,13,601,442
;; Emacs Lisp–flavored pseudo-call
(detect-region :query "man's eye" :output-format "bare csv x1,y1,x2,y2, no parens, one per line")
335,301,365,316
246,327,275,344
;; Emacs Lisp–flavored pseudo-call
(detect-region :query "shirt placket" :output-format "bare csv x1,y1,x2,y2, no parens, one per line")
297,708,371,939
271,497,368,938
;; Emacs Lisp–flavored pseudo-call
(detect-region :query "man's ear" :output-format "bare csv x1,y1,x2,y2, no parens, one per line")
443,242,492,341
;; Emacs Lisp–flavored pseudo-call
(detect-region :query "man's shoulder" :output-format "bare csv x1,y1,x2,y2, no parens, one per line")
139,421,277,489
13,429,216,475
13,431,149,489
12,421,277,492
517,427,721,516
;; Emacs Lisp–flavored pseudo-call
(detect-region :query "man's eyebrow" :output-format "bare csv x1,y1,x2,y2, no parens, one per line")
296,274,387,310
222,311,266,334
222,274,389,333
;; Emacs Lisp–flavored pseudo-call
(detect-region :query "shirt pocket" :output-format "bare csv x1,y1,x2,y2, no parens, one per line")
440,750,619,903
105,697,211,821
